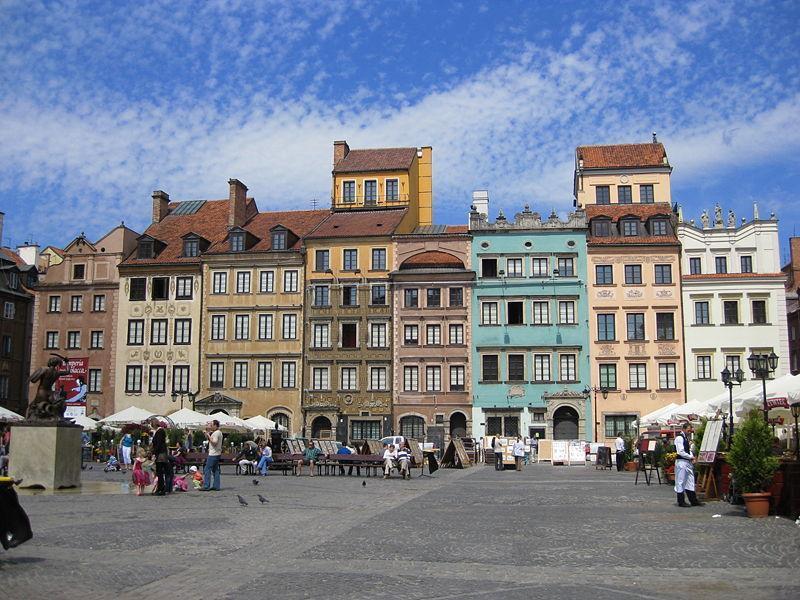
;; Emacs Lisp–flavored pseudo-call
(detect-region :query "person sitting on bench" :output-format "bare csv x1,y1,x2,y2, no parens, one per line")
383,444,398,479
396,445,411,480
296,441,322,476
233,444,259,474
337,443,354,475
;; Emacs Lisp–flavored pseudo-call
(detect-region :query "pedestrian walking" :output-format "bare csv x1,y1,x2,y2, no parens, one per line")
150,419,169,496
614,432,625,472
674,423,702,507
120,432,134,472
200,420,223,491
491,436,503,471
531,436,539,463
513,437,525,472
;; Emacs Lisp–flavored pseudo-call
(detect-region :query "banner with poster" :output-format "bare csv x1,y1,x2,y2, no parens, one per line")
59,357,89,418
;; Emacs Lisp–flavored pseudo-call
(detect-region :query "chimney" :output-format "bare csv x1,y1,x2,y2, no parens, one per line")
333,140,350,167
472,190,489,219
228,178,248,228
152,191,170,223
17,243,40,267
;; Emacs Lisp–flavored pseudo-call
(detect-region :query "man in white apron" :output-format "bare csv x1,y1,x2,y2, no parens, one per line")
674,423,701,507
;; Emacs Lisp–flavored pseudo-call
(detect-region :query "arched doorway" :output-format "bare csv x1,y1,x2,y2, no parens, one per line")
553,406,579,440
399,415,425,440
449,412,467,438
311,415,333,439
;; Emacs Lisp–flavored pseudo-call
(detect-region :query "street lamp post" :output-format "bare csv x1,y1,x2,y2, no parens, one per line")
747,352,779,422
791,402,800,462
583,386,609,441
720,366,745,448
171,389,197,411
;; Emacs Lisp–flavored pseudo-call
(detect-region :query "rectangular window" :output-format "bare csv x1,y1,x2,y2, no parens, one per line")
0,376,6,400
482,302,498,325
695,301,710,325
508,301,524,325
426,366,442,391
45,331,59,349
593,220,611,237
597,314,616,341
172,365,190,393
508,354,525,381
364,180,377,205
211,315,226,340
618,185,632,204
449,323,464,345
715,256,728,274
560,354,577,382
689,257,702,275
315,250,330,272
259,270,274,293
450,365,465,391
599,364,617,389
626,313,645,340
233,362,248,388
481,258,498,278
404,324,419,345
236,271,251,294
283,270,298,293
659,363,677,389
558,257,575,277
482,355,499,382
234,314,250,340
257,314,273,340
533,354,551,382
149,365,166,393
48,295,61,313
151,319,167,345
622,220,639,236
426,288,441,307
656,313,675,341
312,367,329,391
88,369,102,393
212,272,227,294
370,367,388,391
342,180,355,203
426,324,442,345
342,285,358,307
403,366,419,392
371,248,387,270
558,300,576,325
640,184,654,203
370,285,387,305
351,420,381,441
506,258,523,277
726,355,742,373
370,322,387,348
127,319,144,345
313,285,330,307
129,278,146,301
183,238,199,258
271,230,287,251
629,364,647,389
697,356,712,380
404,288,418,308
230,233,245,252
73,264,85,279
624,264,642,284
449,287,464,307
282,314,297,339
531,257,549,277
741,255,753,274
176,277,193,300
280,362,296,388
654,264,672,285
125,366,142,393
529,300,550,325
257,362,272,388
752,300,767,324
651,220,668,236
151,277,169,301
313,323,330,348
343,249,358,271
596,185,610,204
1,336,10,356
210,362,225,388
70,295,83,312
723,301,739,325
385,178,399,202
605,415,637,438
341,323,357,348
174,319,191,344
340,367,358,391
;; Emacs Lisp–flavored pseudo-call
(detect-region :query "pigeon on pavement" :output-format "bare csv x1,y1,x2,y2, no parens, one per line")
237,495,249,507
257,494,269,504
252,479,259,485
362,480,366,487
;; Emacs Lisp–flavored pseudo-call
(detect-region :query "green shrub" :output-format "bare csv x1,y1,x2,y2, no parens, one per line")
727,409,779,493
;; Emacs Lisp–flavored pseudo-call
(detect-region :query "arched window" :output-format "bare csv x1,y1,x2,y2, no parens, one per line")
271,412,290,431
400,415,425,440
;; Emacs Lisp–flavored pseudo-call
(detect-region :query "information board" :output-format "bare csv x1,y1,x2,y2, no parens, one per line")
698,419,724,464
568,441,585,465
537,439,552,463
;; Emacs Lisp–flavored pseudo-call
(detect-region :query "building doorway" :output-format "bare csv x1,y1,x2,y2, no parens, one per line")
553,406,579,440
449,412,467,438
311,416,333,439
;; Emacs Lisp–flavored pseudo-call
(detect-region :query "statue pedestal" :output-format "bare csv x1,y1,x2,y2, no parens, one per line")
8,421,82,489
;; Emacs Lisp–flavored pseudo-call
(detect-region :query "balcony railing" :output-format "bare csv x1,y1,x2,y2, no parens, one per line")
332,193,411,210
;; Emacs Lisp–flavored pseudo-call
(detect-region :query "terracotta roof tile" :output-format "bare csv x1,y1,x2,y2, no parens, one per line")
577,143,667,169
333,148,417,173
444,225,468,234
400,251,465,270
206,209,330,254
683,273,786,280
0,247,26,267
586,203,674,222
307,209,408,239
588,236,679,247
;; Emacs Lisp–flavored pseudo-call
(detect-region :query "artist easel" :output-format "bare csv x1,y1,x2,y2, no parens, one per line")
634,440,661,486
696,419,724,500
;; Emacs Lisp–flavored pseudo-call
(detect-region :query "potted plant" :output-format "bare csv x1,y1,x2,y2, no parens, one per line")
662,452,677,483
727,409,780,518
622,434,637,471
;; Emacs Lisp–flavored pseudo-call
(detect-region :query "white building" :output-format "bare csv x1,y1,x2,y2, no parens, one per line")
677,203,789,402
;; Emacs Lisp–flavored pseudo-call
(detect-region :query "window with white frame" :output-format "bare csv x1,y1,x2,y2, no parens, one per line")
280,362,296,388
90,330,104,349
211,315,226,340
257,362,272,388
531,257,549,277
404,366,419,391
426,366,442,391
67,331,80,349
212,272,227,294
370,367,388,391
93,294,106,311
557,257,575,277
149,366,166,393
125,366,143,393
629,363,647,389
659,363,678,389
176,277,193,300
151,319,167,345
127,319,144,345
340,367,358,391
533,354,551,382
696,355,712,380
234,314,250,340
313,323,330,348
558,300,576,324
210,362,224,388
259,270,275,293
174,319,191,344
236,271,251,293
45,331,59,349
283,270,299,293
173,365,190,392
70,295,83,312
426,324,441,345
404,324,419,345
48,295,61,312
88,369,102,393
506,258,523,277
449,323,464,345
370,322,387,348
482,302,498,325
233,362,248,388
258,314,273,340
532,301,549,324
312,367,329,390
282,314,297,339
450,365,465,391
559,354,577,382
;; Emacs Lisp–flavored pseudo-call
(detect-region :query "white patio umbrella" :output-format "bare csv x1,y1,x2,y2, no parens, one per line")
243,415,278,431
640,403,680,426
100,406,155,426
69,414,100,431
732,373,800,416
666,399,715,422
0,406,24,422
167,408,214,428
209,413,252,432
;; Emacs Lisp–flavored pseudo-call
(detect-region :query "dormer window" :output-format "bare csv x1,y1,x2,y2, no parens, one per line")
621,219,639,236
183,238,200,257
271,230,287,251
651,219,668,236
230,232,245,252
593,220,611,237
137,241,154,259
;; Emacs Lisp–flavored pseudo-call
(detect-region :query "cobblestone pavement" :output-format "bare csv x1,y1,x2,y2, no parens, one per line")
2,463,799,599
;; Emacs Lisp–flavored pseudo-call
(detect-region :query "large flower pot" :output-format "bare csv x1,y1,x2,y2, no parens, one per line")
742,492,771,518
624,461,637,472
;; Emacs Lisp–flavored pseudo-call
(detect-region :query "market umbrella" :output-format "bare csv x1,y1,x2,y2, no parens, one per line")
167,408,213,428
640,403,680,427
209,413,251,432
0,406,24,422
243,415,277,431
100,406,155,426
69,415,100,431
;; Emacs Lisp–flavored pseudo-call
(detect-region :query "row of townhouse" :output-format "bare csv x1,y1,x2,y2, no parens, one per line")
17,137,790,446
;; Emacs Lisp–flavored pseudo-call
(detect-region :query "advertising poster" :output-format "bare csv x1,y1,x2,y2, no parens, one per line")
59,357,89,418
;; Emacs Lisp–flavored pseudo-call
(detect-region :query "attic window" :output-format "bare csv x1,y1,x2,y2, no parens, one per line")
230,232,245,252
183,238,200,258
272,230,287,251
593,221,611,237
651,219,668,236
621,219,639,236
138,241,154,259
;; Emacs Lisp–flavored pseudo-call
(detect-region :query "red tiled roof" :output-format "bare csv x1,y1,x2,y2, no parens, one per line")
444,225,468,234
306,208,408,239
0,247,26,267
683,273,786,280
400,251,465,270
586,203,673,222
333,148,417,173
577,143,667,169
206,209,330,254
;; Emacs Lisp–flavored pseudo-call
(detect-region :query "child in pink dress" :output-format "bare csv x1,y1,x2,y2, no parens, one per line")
131,450,151,496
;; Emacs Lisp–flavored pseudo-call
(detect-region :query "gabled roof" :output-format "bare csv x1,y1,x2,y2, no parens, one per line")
577,143,667,169
306,208,408,239
586,203,673,223
333,147,417,173
205,209,329,254
42,245,65,257
0,247,26,267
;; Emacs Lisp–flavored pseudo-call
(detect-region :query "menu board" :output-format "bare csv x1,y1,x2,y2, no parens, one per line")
568,441,585,465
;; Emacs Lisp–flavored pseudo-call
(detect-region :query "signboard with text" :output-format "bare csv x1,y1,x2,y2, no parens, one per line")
59,357,88,418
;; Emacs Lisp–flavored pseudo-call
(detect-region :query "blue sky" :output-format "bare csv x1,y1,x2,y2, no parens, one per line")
1,0,798,260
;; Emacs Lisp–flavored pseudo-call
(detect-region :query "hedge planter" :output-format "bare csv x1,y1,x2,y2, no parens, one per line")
742,492,771,518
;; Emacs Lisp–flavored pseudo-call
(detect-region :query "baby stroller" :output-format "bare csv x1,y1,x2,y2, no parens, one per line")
104,454,121,472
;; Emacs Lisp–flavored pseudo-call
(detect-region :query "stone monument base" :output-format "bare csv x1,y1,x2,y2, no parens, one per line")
8,421,82,489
